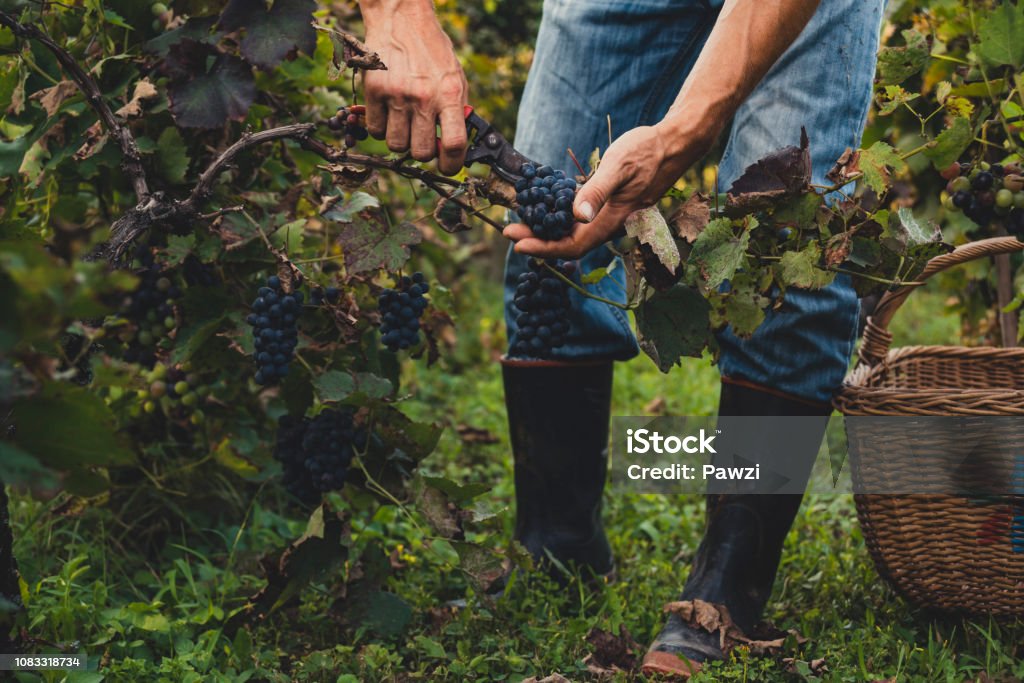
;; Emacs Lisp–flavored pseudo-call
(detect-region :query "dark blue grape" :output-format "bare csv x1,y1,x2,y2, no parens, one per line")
378,272,430,352
510,259,573,359
515,163,576,241
248,275,299,385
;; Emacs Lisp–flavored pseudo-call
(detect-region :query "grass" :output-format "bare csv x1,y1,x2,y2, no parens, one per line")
8,273,1023,682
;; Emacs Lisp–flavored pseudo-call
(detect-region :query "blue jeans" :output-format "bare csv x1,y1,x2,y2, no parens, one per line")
504,0,884,403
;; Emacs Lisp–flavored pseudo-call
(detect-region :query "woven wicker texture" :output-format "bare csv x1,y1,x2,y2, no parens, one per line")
834,236,1024,617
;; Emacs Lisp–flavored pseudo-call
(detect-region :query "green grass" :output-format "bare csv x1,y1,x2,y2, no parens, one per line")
8,276,1023,682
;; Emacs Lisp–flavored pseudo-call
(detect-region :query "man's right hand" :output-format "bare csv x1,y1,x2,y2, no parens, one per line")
360,0,468,175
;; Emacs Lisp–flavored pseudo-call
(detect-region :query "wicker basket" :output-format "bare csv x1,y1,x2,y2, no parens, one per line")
834,236,1024,617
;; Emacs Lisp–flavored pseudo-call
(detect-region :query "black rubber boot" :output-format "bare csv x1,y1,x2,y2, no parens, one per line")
643,379,832,677
502,358,615,578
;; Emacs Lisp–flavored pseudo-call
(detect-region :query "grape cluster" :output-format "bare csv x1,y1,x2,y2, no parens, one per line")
510,259,573,359
247,275,301,385
273,409,367,501
273,415,319,503
302,409,366,492
514,163,577,241
379,272,429,352
327,105,369,148
136,362,209,425
942,161,1024,237
120,248,181,367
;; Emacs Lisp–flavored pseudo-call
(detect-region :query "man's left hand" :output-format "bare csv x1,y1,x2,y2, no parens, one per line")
503,124,701,259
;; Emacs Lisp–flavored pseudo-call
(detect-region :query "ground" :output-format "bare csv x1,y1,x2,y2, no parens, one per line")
9,274,1024,682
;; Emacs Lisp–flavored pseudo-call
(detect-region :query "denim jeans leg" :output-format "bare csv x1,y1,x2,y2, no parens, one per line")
713,0,885,403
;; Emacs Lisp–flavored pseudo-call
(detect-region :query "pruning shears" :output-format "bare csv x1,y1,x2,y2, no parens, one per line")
462,105,536,184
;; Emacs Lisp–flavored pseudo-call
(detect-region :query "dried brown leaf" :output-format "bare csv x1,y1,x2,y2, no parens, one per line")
115,79,158,119
669,192,711,243
584,626,641,674
31,80,78,118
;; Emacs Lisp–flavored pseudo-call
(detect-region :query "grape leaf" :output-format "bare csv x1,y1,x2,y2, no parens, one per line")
624,206,681,274
156,127,190,185
668,191,710,244
923,116,972,170
876,29,929,85
145,17,221,58
312,370,355,402
778,243,835,289
452,541,506,592
636,284,711,372
726,129,811,213
12,382,134,469
163,234,195,267
322,191,381,223
166,43,255,129
711,275,768,339
337,219,422,275
689,217,750,292
975,1,1024,69
883,207,941,254
352,372,394,400
828,142,905,195
219,0,317,70
876,84,919,116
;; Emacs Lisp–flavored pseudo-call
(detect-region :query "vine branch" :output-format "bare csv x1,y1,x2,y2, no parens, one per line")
0,10,149,199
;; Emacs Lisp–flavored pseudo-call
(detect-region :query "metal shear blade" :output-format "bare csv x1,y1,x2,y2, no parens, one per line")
463,106,536,183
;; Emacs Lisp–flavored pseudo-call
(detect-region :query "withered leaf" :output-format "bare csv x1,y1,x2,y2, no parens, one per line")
434,197,472,233
726,128,811,213
31,80,78,118
115,79,159,119
669,192,711,244
584,626,641,674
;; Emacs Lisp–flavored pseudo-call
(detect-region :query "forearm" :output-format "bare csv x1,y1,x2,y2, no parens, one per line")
657,0,820,154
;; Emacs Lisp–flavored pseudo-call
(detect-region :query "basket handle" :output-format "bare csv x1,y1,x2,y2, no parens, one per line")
858,236,1024,366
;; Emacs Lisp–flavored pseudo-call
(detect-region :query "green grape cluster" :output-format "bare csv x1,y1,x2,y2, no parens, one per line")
133,362,211,426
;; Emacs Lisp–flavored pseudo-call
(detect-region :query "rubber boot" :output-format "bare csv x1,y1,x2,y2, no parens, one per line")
642,379,832,678
502,358,615,578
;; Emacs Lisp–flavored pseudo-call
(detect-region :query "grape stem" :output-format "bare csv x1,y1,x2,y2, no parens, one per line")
539,261,634,310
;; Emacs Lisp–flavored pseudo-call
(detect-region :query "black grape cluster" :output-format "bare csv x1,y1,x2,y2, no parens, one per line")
121,247,181,367
514,163,577,241
247,275,301,385
273,415,319,503
943,161,1024,237
302,409,366,493
327,105,369,148
272,409,367,501
510,259,573,359
379,272,429,352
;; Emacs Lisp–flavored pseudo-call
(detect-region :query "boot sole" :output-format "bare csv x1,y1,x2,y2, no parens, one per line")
641,650,702,678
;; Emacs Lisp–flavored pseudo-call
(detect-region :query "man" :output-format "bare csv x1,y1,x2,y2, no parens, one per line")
360,0,883,675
